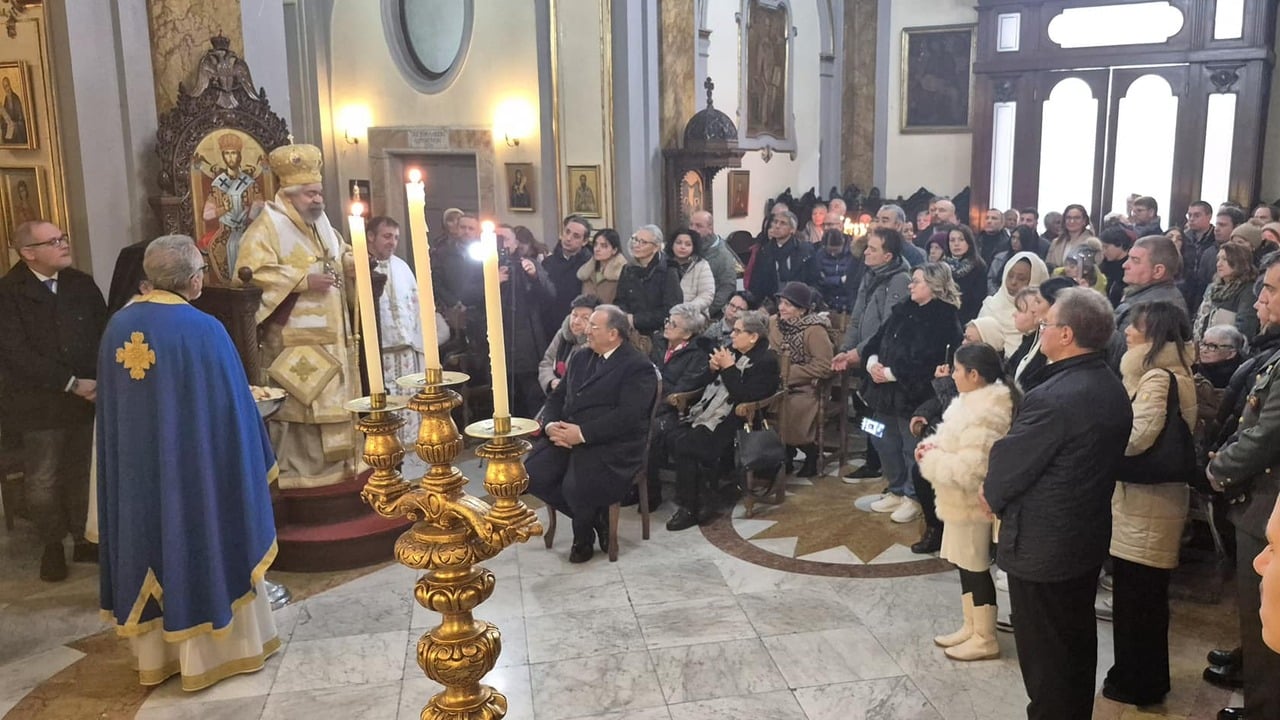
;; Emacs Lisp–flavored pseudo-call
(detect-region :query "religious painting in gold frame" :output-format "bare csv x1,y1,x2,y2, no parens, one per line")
189,129,275,284
505,162,534,212
567,164,601,218
727,170,750,218
900,24,975,134
0,61,37,150
679,170,705,220
0,165,46,272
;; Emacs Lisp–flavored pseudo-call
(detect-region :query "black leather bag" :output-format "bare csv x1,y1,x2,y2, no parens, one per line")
735,420,785,473
1120,369,1197,486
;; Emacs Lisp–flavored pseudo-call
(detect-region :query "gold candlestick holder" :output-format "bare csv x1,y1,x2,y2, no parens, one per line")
347,368,542,720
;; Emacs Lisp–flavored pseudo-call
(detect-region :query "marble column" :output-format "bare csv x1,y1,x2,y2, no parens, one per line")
842,0,877,190
658,0,695,151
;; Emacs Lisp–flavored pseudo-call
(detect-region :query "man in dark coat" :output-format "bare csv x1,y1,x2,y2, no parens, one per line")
745,210,810,300
1206,253,1280,720
497,224,555,418
541,215,593,332
0,220,108,581
976,208,1011,268
526,304,658,563
982,287,1132,720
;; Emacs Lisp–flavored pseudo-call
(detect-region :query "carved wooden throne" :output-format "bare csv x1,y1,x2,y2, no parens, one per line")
150,35,292,382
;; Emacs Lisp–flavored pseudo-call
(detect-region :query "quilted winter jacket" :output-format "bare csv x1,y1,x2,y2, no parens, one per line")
917,382,1014,524
1110,343,1197,569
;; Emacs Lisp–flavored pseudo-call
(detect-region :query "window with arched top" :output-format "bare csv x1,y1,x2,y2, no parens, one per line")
1111,74,1178,220
382,0,474,93
1036,77,1099,221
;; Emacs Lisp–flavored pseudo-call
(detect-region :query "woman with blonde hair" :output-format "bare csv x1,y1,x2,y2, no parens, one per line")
858,262,965,522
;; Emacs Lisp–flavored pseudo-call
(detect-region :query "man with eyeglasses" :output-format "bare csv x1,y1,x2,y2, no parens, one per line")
0,219,107,581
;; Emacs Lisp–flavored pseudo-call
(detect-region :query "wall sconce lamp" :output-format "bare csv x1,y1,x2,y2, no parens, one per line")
339,105,372,146
494,98,535,149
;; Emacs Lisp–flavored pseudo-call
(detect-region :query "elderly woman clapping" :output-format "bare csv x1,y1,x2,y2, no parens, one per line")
665,310,780,531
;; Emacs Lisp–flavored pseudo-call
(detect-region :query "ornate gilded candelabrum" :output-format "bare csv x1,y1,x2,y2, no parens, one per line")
347,368,542,720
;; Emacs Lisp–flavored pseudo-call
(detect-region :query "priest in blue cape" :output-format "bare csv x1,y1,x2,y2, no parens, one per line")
97,234,280,691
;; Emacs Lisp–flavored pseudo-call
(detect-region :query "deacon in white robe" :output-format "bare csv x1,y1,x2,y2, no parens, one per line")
368,216,450,446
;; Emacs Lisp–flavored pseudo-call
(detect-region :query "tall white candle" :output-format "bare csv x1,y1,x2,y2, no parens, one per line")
348,204,385,396
479,221,509,418
404,169,441,369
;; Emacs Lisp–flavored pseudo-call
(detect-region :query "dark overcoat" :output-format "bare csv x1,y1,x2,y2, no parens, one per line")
539,341,659,507
0,263,107,431
985,352,1132,582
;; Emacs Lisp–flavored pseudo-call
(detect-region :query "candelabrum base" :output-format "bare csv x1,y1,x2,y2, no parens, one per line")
350,385,541,720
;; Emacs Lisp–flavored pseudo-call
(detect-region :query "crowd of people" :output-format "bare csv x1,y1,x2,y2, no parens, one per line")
430,192,1280,719
4,153,1280,715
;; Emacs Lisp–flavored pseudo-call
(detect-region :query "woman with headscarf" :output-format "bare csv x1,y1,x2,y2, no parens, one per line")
767,281,834,478
978,251,1049,360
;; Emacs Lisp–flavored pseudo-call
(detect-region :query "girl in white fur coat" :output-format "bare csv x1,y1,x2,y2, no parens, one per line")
915,343,1014,661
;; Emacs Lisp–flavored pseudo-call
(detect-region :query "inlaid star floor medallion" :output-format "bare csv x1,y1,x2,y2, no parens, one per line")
701,470,951,578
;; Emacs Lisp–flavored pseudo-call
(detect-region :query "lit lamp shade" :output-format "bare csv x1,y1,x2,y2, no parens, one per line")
494,98,535,147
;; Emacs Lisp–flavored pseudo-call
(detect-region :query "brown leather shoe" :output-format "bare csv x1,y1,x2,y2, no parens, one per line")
40,543,67,582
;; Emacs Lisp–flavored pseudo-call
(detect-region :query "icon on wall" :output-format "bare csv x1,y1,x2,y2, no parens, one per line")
727,170,750,219
505,162,534,212
567,165,601,218
0,62,36,150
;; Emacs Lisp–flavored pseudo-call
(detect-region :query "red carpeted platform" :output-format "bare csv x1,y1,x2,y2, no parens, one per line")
272,471,412,572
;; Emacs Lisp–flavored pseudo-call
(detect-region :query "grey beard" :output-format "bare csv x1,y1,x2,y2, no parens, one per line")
303,206,325,224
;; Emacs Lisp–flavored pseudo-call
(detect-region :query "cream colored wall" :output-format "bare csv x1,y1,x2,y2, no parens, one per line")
705,0,822,237
883,0,977,200
555,0,612,227
327,0,544,229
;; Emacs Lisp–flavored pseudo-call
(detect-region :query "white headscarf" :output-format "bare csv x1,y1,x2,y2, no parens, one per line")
979,251,1049,358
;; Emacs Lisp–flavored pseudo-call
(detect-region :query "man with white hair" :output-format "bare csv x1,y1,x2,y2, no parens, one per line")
97,234,279,691
235,143,360,489
873,204,926,268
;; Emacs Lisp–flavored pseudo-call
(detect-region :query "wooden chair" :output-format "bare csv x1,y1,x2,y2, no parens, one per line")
543,368,662,562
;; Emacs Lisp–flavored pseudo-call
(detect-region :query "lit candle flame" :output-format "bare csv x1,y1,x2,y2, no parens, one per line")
481,220,495,234
408,168,422,183
351,201,365,217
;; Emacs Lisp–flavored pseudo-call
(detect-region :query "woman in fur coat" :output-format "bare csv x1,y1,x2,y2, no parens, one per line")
915,343,1014,661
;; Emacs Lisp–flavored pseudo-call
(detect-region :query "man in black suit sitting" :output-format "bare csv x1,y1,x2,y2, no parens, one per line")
527,304,658,563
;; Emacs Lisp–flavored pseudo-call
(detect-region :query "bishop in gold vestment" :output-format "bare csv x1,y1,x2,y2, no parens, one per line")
235,143,359,488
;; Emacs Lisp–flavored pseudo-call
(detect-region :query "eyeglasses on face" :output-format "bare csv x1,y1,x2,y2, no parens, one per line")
25,235,69,249
1038,320,1069,330
629,235,656,246
1199,342,1232,352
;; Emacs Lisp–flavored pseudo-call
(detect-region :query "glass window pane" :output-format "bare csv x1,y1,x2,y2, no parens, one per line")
1037,78,1098,225
990,102,1017,210
1214,0,1245,40
1047,2,1184,49
1111,75,1178,226
402,0,468,77
997,13,1020,52
1201,93,1237,209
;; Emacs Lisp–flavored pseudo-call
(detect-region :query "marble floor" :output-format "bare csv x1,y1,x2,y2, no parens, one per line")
0,457,1243,719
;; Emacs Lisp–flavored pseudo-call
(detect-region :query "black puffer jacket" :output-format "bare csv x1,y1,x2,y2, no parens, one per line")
616,257,682,335
861,299,963,416
986,352,1133,582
